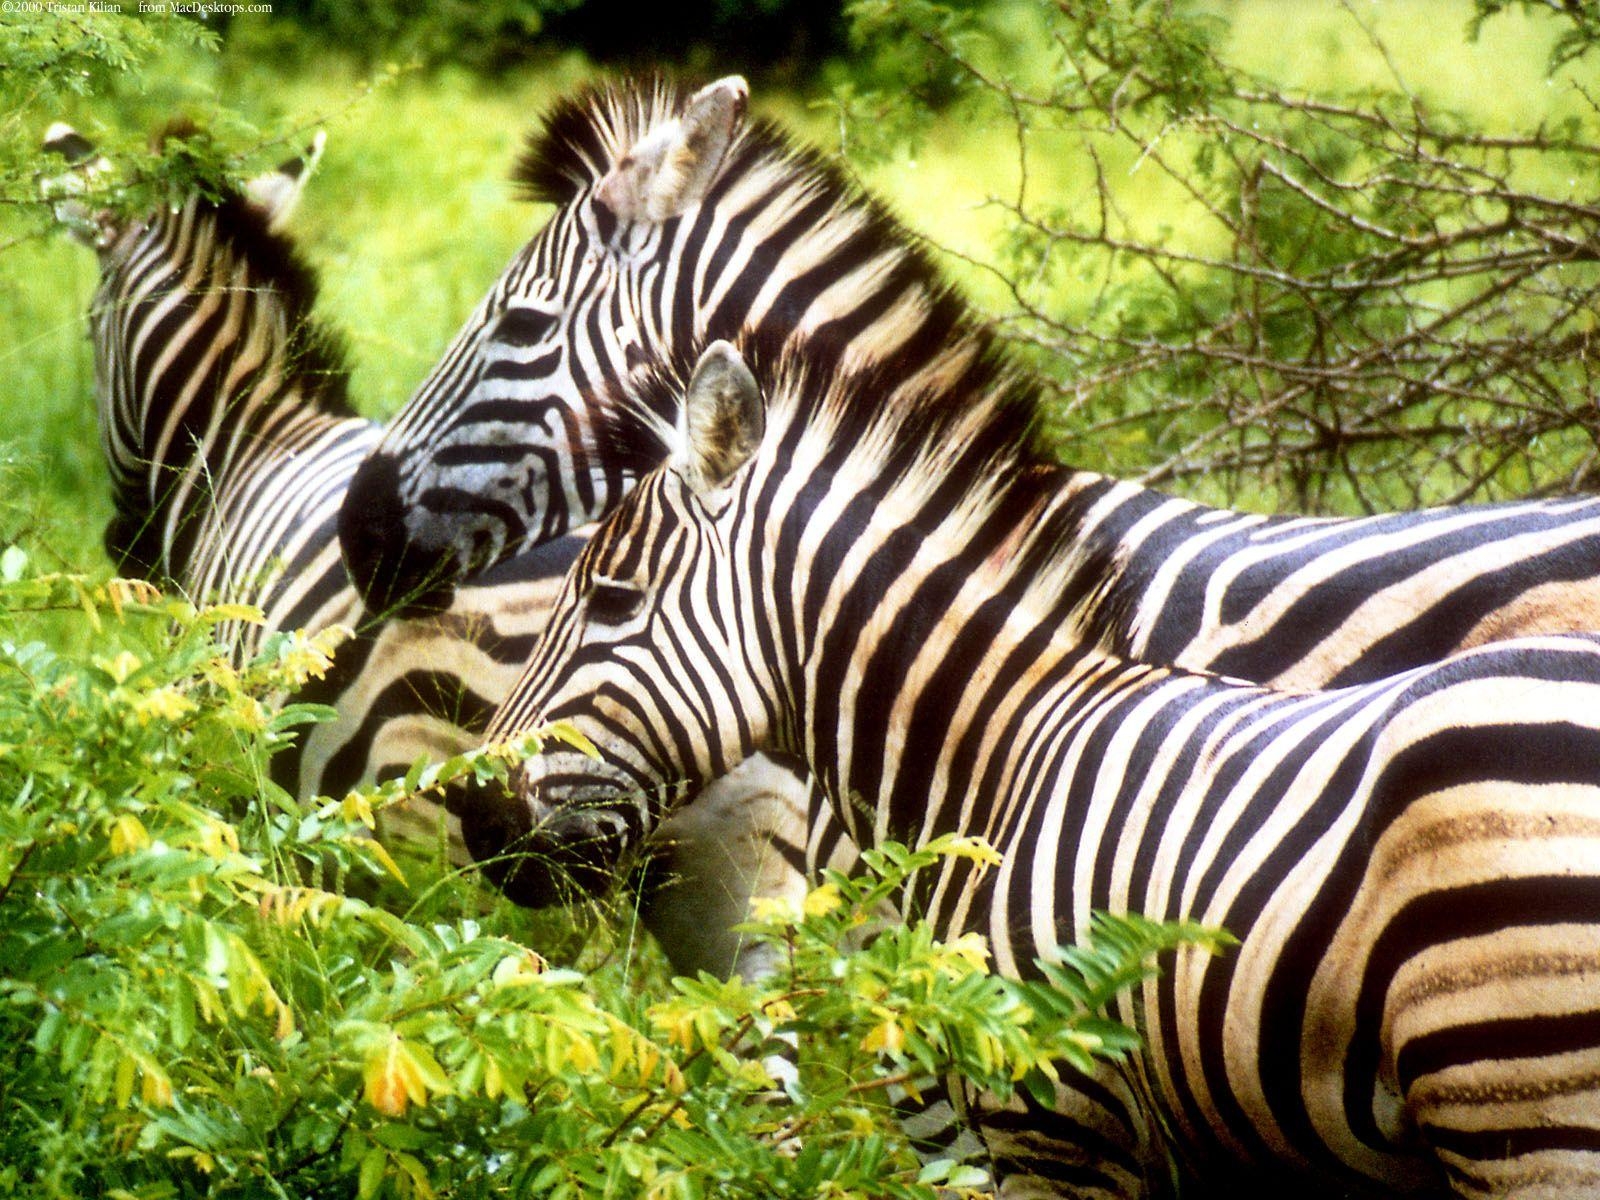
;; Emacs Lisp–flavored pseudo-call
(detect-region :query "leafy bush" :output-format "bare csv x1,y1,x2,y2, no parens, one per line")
0,544,1222,1198
831,0,1600,514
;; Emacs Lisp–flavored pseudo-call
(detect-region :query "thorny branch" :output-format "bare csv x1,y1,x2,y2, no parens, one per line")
886,4,1600,514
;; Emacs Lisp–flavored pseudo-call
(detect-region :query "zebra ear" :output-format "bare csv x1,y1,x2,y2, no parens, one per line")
595,76,748,224
244,130,326,232
676,340,764,494
40,123,115,247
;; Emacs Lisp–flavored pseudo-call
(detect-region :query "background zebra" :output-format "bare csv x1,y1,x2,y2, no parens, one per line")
336,71,1600,692
337,73,984,617
44,125,820,982
450,338,1600,1199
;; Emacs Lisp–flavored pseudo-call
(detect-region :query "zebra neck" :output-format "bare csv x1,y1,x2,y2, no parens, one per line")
93,200,364,588
755,461,1157,854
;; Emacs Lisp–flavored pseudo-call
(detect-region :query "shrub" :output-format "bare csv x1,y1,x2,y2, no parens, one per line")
0,544,1222,1198
830,0,1600,514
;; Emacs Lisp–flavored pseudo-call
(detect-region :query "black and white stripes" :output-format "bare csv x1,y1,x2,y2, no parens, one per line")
337,73,983,617
54,132,822,983
462,340,1600,1198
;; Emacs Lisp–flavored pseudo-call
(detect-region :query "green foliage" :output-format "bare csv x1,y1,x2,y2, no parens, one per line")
1470,0,1600,69
247,0,579,71
0,10,292,243
0,546,1219,1198
832,0,1600,514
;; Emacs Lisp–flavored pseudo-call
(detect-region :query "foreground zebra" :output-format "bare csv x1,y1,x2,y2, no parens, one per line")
449,340,1600,1198
45,126,814,979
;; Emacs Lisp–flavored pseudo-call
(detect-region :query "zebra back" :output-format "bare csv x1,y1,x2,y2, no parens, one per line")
70,128,374,654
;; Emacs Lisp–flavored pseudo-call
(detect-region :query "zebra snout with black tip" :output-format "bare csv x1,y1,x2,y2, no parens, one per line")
444,767,632,910
338,453,457,619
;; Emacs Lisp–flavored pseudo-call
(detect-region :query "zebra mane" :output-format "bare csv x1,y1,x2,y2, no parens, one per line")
764,346,1135,633
186,190,355,417
513,75,955,311
513,74,691,204
600,334,1126,620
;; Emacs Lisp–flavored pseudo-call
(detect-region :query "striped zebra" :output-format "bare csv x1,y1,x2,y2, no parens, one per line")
337,73,985,617
447,340,1600,1199
335,71,1600,690
44,125,815,982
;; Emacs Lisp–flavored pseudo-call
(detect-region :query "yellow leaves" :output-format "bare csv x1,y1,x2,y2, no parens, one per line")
565,1032,600,1074
257,885,345,927
481,1054,508,1102
661,1059,687,1096
107,813,151,856
99,650,143,683
112,1048,173,1110
362,1033,452,1118
103,577,162,616
860,1007,906,1056
483,720,598,767
940,931,992,973
936,834,1003,868
132,684,196,725
359,837,408,885
802,880,843,918
761,997,797,1024
200,602,266,626
262,624,351,688
166,1147,216,1174
748,894,802,925
196,815,239,859
339,791,378,830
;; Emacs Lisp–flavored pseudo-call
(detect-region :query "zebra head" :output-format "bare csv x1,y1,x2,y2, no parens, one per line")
445,342,778,909
339,72,979,620
338,75,752,617
42,122,324,249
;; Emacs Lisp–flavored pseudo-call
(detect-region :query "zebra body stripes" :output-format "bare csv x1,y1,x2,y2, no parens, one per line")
328,73,1600,996
454,341,1600,1198
50,129,819,982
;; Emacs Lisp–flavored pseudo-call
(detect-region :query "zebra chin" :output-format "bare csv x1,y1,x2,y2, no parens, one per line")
444,764,640,910
338,453,459,619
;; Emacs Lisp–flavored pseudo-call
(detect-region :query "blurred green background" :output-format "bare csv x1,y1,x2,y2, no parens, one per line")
2,0,1593,569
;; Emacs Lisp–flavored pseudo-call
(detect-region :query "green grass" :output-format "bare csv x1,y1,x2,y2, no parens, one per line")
2,0,1587,571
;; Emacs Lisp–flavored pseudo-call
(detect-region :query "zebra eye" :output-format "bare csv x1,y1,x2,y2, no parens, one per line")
587,576,645,625
492,304,559,348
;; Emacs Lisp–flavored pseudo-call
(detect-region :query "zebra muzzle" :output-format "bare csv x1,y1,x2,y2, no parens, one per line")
445,766,636,909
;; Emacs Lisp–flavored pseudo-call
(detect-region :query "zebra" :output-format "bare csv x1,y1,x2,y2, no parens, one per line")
444,339,1600,1199
333,71,1600,685
337,73,986,617
44,125,818,982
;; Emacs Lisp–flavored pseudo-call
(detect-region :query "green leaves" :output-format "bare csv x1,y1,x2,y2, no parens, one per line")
0,553,1220,1197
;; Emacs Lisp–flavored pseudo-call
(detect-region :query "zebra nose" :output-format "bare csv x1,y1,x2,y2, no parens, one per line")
339,453,456,618
444,770,623,910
